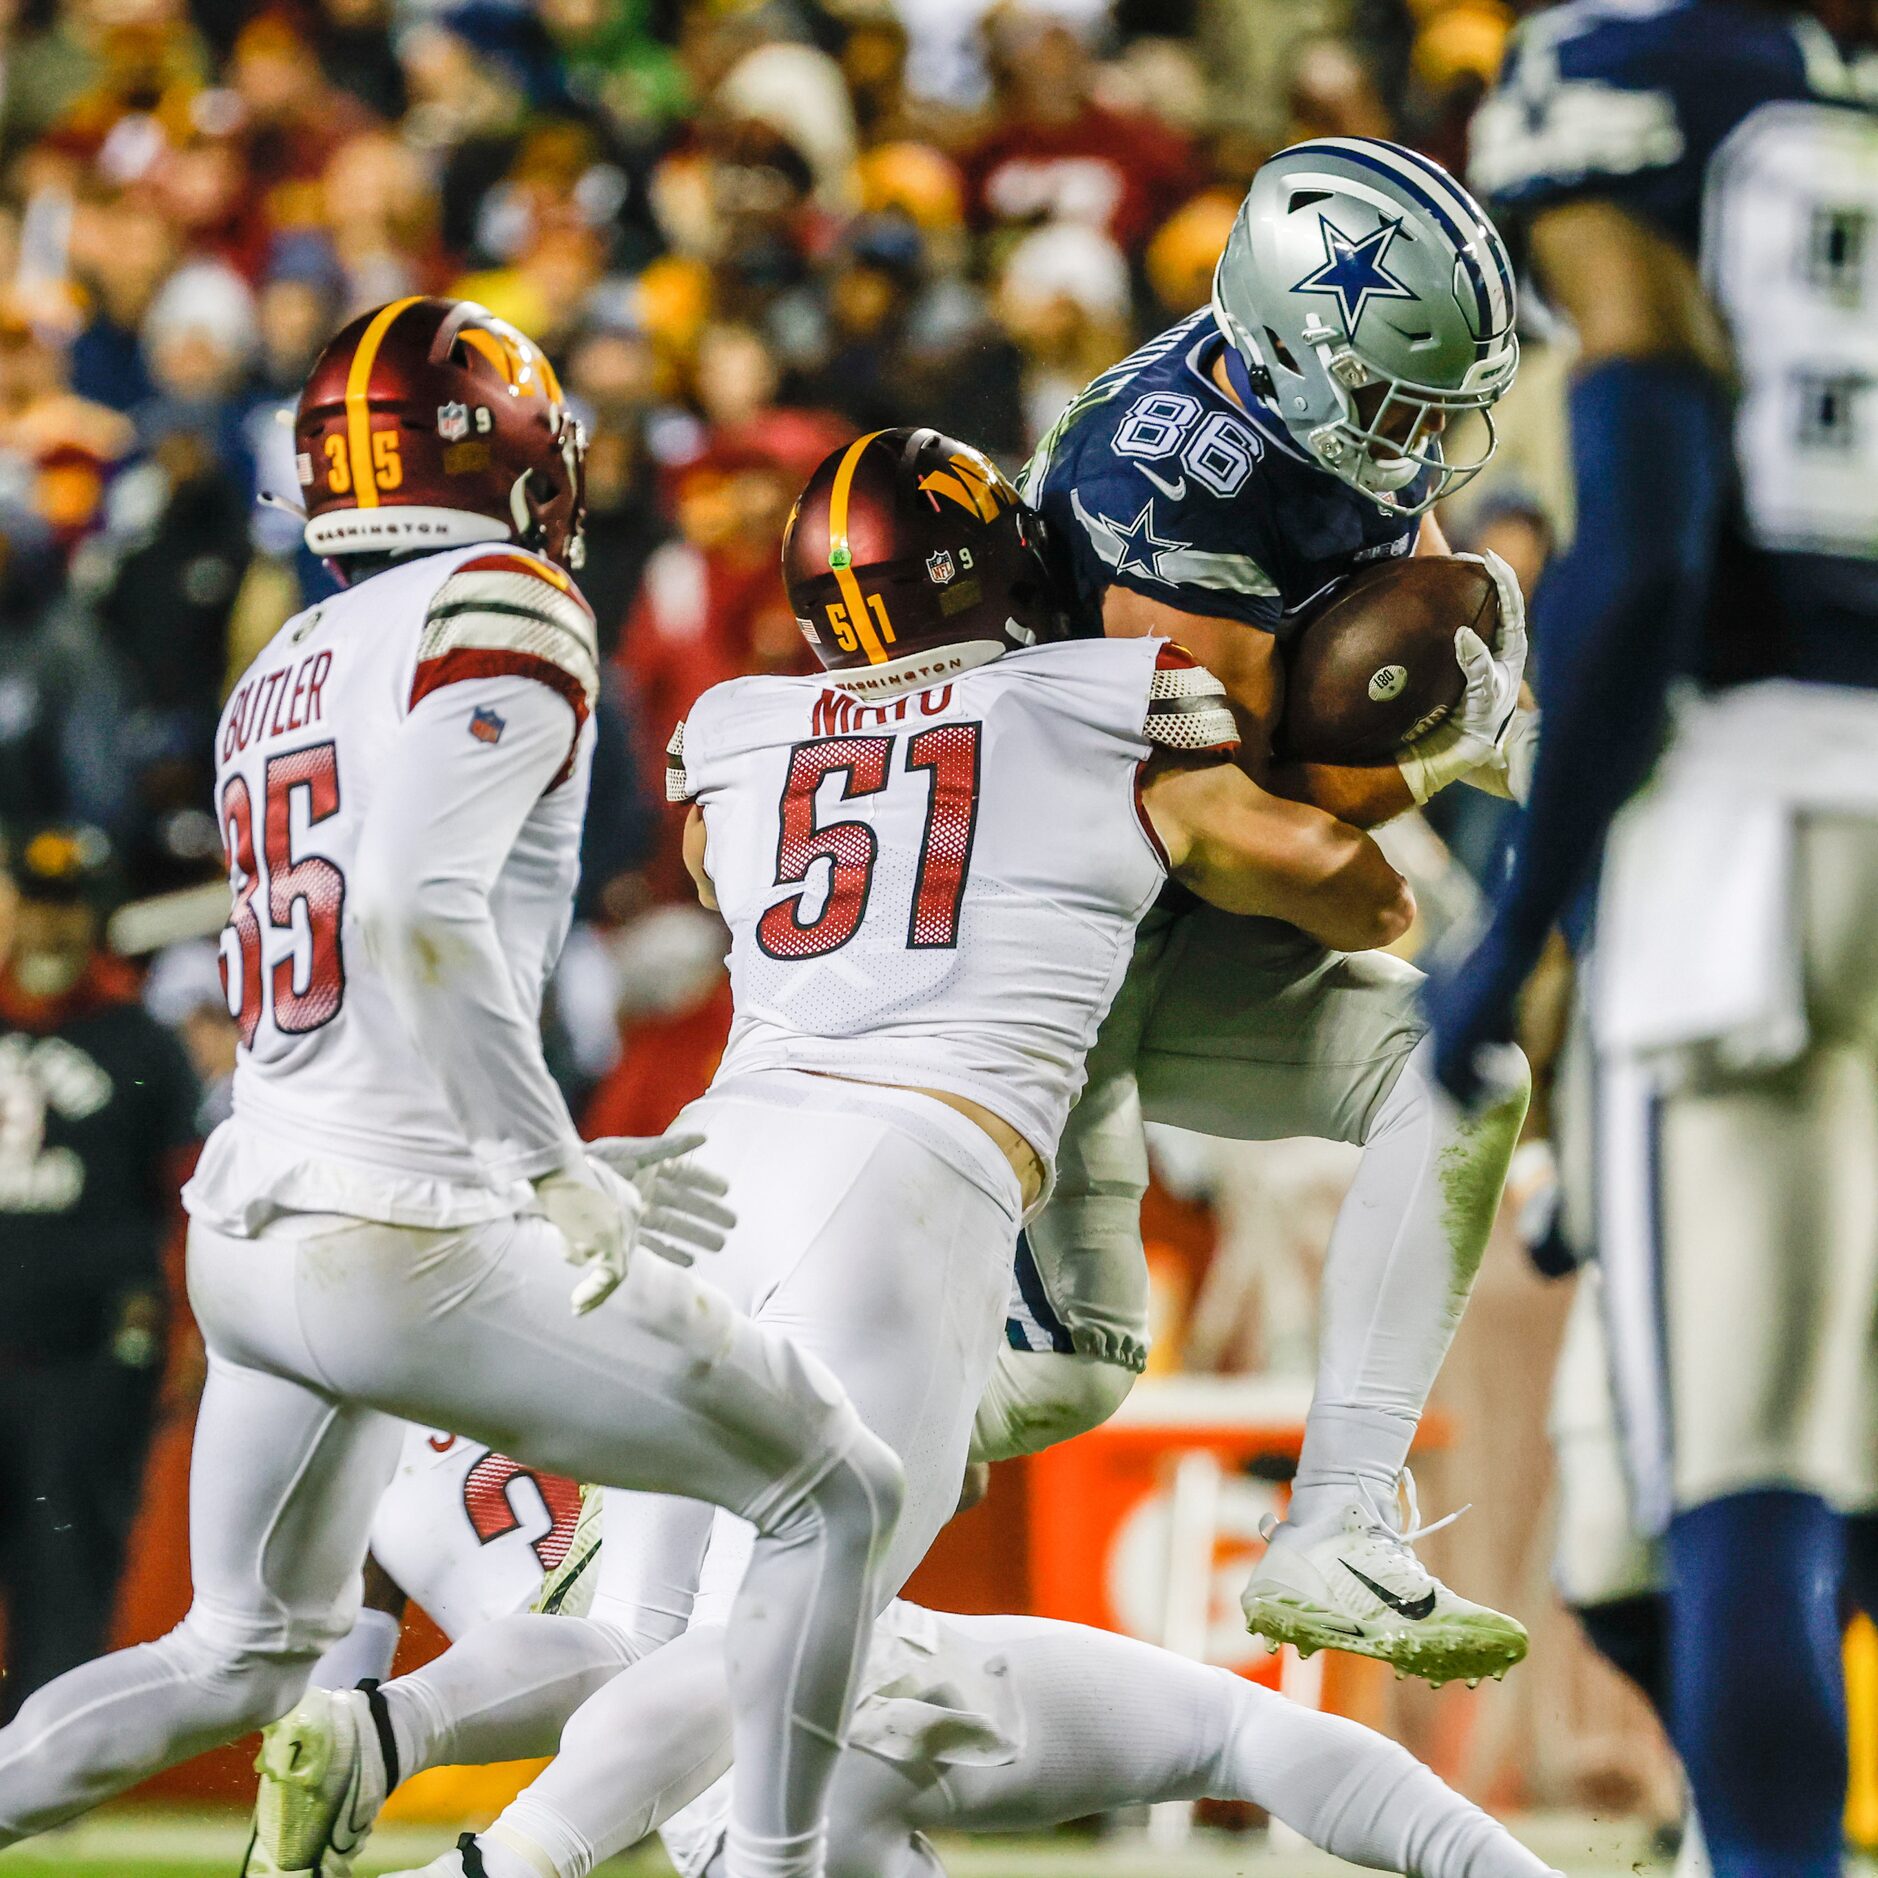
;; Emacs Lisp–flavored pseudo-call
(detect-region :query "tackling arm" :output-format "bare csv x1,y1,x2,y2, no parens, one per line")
1141,751,1414,952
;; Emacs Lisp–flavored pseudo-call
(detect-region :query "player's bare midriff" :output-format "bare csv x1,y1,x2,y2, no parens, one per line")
806,1071,1045,1209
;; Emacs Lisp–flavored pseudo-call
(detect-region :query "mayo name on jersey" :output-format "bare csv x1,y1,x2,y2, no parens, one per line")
192,542,600,1230
1019,310,1419,641
1473,0,1878,685
671,636,1234,1170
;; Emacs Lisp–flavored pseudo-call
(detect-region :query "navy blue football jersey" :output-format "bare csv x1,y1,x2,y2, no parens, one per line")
1019,311,1419,642
1472,0,1878,688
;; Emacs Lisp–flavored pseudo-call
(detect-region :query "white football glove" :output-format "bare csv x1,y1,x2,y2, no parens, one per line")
1395,549,1529,806
1465,702,1540,805
541,1132,735,1316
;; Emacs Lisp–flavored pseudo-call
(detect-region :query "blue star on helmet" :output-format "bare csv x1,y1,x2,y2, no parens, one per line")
1292,214,1416,334
1104,501,1183,581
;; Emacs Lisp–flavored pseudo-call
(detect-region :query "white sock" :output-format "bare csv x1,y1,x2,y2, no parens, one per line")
1288,1037,1523,1531
487,1626,731,1872
722,1822,826,1878
309,1608,402,1692
379,1615,633,1781
475,1822,574,1878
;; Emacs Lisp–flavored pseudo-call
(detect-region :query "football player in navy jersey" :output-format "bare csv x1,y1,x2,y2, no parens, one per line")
1010,136,1540,1687
1438,6,1878,1873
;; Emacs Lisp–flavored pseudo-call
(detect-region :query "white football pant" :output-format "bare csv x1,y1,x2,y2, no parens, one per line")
0,1203,901,1878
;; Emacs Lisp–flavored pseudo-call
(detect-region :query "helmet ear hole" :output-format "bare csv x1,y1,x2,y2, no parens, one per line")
1263,327,1301,373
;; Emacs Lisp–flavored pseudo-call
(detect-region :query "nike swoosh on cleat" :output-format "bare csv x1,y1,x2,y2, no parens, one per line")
1340,1561,1437,1621
1136,464,1187,500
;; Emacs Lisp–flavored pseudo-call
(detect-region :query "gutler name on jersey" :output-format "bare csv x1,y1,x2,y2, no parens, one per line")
670,634,1235,1186
186,542,600,1234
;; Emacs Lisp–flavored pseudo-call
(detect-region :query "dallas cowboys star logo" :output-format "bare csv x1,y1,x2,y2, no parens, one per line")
1292,213,1416,333
1104,501,1183,581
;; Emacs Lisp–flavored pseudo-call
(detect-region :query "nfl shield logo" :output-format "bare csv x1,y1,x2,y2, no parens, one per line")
469,706,506,745
925,549,956,585
437,402,472,443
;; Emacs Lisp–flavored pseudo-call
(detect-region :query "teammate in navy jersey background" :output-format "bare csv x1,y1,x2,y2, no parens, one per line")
1437,6,1878,1875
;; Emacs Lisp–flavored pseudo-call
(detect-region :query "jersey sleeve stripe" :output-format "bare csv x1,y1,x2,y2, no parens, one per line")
410,648,590,789
455,551,598,618
1146,694,1240,754
666,720,691,802
420,563,601,714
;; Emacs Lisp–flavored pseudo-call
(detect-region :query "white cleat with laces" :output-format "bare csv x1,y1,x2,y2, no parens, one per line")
241,1681,397,1877
1240,1473,1528,1688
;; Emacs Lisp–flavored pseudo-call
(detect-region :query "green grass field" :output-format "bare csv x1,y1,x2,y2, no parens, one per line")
0,1811,1662,1877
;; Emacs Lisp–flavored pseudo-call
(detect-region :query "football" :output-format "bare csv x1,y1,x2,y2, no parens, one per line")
1278,555,1497,765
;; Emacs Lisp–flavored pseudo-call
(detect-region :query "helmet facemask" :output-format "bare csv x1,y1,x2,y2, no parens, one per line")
1303,326,1514,515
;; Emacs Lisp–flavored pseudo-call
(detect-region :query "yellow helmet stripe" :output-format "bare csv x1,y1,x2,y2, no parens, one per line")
826,429,889,664
345,296,424,509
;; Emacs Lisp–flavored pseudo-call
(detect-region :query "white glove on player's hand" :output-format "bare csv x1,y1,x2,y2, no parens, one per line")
1465,702,1540,804
581,1130,734,1295
1395,550,1528,806
543,1131,735,1316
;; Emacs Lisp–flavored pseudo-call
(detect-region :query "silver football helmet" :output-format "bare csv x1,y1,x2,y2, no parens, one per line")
1211,137,1518,515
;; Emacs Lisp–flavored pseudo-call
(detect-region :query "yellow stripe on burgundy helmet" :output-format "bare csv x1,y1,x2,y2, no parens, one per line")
345,296,423,509
826,429,889,664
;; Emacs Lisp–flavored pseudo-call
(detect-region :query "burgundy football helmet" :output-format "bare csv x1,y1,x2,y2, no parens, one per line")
782,427,1068,699
294,297,587,570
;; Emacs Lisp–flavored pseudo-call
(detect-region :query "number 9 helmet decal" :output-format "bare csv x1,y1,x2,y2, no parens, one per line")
294,297,587,573
782,427,1071,700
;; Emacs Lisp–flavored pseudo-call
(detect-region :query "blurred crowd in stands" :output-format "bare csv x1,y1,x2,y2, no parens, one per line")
0,0,1549,1127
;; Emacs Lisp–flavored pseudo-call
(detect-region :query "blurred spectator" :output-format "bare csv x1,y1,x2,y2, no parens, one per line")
63,185,178,413
141,938,234,1131
1286,33,1398,143
582,901,734,1140
562,317,669,644
0,508,124,835
542,0,689,148
618,443,806,885
311,0,406,125
0,825,200,1721
320,131,446,311
996,220,1131,450
229,11,370,222
136,256,255,463
0,306,135,544
962,10,1194,257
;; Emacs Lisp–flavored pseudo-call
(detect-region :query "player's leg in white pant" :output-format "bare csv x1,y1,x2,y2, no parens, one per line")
296,1211,902,1878
655,1610,1560,1878
828,1614,1559,1878
0,1349,405,1843
2,1206,903,1878
1127,907,1528,1681
439,1080,1020,1878
968,1341,1137,1463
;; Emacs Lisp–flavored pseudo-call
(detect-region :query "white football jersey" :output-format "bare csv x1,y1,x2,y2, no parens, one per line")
184,543,600,1232
367,1425,582,1639
672,635,1235,1172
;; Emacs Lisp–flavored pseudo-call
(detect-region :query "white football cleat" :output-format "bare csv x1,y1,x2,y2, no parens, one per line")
380,1834,485,1877
241,1682,396,1877
532,1482,602,1618
1240,1474,1528,1688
